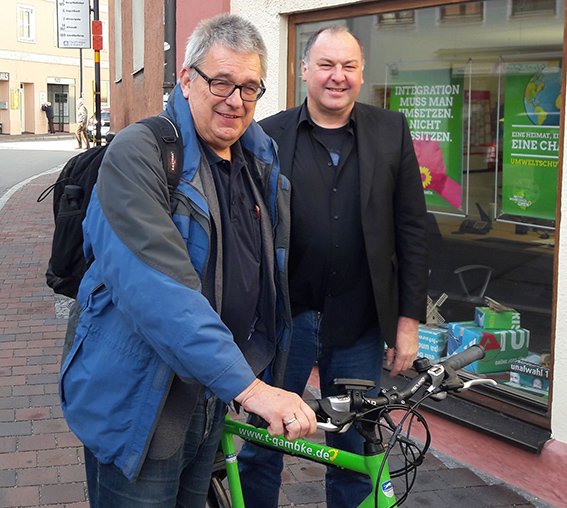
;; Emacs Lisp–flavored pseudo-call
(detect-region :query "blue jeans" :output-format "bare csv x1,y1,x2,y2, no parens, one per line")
238,310,384,508
85,396,225,508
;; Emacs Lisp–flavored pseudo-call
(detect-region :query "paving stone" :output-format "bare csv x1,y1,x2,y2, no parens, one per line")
0,437,16,453
17,434,57,452
436,485,537,507
13,385,45,396
0,450,37,469
0,485,39,507
54,432,82,448
0,396,30,410
37,447,81,467
31,418,69,434
58,464,87,483
0,410,14,422
282,480,326,505
40,482,86,504
16,407,51,421
287,461,327,482
0,470,16,488
0,420,32,437
17,466,58,486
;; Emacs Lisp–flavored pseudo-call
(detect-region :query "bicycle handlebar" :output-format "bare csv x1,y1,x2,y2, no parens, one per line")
441,344,485,371
306,345,488,432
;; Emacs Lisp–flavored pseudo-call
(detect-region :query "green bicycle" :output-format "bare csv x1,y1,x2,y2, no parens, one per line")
206,345,495,507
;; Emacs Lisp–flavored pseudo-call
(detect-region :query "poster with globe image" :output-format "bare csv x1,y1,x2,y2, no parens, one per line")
501,62,561,221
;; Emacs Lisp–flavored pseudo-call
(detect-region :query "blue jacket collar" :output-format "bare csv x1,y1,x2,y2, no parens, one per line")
165,84,277,182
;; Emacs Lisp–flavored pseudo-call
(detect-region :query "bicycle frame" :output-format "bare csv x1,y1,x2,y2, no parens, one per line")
218,414,396,508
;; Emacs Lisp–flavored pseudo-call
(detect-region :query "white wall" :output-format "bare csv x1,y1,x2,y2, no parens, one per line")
553,107,567,443
233,0,567,444
232,0,346,119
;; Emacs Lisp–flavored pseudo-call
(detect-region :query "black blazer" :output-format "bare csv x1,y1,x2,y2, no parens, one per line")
260,102,428,347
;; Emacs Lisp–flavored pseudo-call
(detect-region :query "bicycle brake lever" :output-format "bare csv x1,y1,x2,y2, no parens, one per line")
460,379,498,391
317,421,353,433
428,373,498,400
426,364,446,393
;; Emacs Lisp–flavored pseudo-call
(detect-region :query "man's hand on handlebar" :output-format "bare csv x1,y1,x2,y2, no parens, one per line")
235,379,318,441
386,316,419,377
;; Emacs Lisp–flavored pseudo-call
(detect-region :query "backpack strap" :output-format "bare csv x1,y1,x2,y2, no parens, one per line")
138,115,183,195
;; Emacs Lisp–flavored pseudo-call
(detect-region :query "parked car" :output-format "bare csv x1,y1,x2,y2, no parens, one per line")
87,109,111,140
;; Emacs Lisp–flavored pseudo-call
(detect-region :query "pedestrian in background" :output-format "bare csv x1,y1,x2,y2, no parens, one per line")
59,14,316,507
75,97,90,149
238,25,428,508
41,101,55,134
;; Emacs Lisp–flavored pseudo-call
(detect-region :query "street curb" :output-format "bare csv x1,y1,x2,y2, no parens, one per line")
0,164,63,212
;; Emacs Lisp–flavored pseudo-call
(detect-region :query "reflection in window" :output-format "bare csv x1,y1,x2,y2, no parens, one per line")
17,5,35,42
440,2,483,22
377,11,415,26
291,0,563,411
511,0,556,17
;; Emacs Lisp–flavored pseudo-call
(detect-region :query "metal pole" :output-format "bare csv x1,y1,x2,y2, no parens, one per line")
92,0,101,145
79,48,84,97
163,0,177,105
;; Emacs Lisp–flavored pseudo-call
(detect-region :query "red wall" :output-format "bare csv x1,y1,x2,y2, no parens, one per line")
109,0,229,132
175,1,230,73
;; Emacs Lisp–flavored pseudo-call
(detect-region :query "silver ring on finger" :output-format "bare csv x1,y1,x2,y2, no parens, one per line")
284,415,297,426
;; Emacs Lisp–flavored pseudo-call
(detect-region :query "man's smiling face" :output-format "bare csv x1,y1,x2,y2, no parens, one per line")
180,44,262,159
302,30,364,125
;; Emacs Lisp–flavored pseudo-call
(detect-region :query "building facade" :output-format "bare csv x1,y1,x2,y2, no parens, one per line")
0,0,109,136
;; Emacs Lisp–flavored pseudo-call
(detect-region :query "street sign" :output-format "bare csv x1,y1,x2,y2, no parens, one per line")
56,0,91,49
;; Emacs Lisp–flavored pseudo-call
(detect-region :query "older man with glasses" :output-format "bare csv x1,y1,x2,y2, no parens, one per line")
59,13,316,508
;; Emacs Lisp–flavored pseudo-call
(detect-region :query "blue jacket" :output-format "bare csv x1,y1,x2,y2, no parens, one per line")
59,85,291,480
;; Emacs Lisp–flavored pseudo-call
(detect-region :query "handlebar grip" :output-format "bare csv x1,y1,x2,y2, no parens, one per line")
442,345,485,370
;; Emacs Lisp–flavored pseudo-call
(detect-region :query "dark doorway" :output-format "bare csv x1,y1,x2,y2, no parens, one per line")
48,84,69,132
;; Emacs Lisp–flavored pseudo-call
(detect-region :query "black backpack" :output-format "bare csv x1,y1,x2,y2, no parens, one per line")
37,115,183,299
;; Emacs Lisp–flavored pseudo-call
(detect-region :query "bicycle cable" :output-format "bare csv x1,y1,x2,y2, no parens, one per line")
368,389,434,508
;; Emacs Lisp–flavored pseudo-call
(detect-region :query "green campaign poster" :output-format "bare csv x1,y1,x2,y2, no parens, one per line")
502,62,560,221
389,69,464,210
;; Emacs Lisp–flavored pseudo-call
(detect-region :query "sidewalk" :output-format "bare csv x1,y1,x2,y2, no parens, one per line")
0,133,74,143
0,171,557,507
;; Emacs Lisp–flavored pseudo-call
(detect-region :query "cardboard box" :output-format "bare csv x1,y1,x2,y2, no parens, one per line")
509,359,549,392
447,321,476,355
447,323,529,374
474,306,520,330
418,325,448,361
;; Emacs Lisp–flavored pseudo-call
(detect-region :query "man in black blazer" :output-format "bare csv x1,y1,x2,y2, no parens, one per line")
239,25,428,508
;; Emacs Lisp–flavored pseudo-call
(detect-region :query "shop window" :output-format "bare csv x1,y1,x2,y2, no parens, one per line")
292,0,563,425
511,0,556,17
17,4,35,43
440,2,483,22
377,11,415,26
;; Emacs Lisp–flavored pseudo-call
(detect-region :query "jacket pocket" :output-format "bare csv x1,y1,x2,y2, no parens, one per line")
59,321,90,409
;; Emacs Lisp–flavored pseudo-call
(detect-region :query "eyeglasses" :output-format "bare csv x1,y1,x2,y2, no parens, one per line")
192,66,266,102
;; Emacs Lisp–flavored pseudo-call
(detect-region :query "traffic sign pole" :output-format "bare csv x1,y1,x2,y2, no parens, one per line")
92,0,102,146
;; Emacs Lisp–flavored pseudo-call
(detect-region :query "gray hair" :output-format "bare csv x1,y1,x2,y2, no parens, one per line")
303,25,365,67
183,14,267,80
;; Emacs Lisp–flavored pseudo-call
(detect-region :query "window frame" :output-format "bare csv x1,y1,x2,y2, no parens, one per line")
286,0,564,430
17,4,35,43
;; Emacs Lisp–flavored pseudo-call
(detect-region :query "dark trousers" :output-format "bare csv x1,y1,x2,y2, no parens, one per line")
84,396,226,507
238,310,384,508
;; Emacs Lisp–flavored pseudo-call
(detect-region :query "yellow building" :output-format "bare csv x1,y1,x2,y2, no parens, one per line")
0,0,109,135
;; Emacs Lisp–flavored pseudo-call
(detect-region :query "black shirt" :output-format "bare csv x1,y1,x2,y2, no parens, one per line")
200,140,262,348
289,104,377,345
